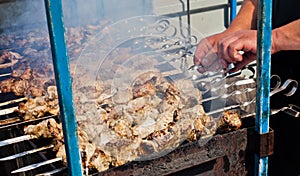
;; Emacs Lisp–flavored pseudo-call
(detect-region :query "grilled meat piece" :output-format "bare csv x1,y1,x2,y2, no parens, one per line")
0,50,22,68
17,86,59,120
0,78,15,93
0,67,55,97
24,118,63,139
88,147,112,173
24,118,113,175
74,71,217,166
217,110,242,134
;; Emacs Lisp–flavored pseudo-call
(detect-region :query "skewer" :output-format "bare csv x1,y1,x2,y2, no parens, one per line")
201,87,256,103
0,135,37,148
0,73,11,78
11,157,62,174
35,167,67,176
0,117,21,126
0,106,18,116
206,79,298,116
269,79,298,96
213,78,255,91
241,104,300,118
206,97,256,116
0,59,18,69
0,114,57,130
0,97,27,107
0,144,54,161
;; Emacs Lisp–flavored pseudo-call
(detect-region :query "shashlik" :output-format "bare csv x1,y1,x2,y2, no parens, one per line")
1,20,243,175
17,86,59,120
24,118,112,175
0,21,110,97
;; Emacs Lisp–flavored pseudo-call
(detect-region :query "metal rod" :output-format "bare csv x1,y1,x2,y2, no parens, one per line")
255,0,272,175
0,59,18,69
0,115,57,130
0,117,20,126
11,157,62,174
206,78,295,116
43,1,83,175
186,0,191,44
202,87,256,103
0,144,54,161
229,0,237,22
0,73,11,78
35,167,67,176
0,135,36,147
164,2,243,18
0,97,27,107
0,106,19,116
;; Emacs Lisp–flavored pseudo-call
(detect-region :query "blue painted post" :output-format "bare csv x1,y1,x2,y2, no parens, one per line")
44,0,83,175
229,0,237,22
255,0,272,175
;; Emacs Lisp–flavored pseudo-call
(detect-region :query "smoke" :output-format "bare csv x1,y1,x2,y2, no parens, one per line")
0,0,153,32
62,0,153,27
0,0,47,33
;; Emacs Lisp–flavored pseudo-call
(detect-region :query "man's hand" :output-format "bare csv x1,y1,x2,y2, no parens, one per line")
193,32,226,73
217,30,257,72
193,30,258,73
193,0,259,73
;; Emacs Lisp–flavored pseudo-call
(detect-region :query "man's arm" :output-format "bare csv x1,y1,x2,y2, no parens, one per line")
217,19,300,72
272,19,300,53
225,0,258,33
193,0,258,71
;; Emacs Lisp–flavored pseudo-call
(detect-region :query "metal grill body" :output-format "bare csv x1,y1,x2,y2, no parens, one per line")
0,0,276,175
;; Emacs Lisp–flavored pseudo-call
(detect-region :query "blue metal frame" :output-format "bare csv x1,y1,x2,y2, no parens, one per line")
44,0,83,175
229,0,237,22
255,0,272,175
42,0,272,175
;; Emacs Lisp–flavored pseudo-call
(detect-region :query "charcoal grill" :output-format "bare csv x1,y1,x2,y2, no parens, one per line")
0,0,296,175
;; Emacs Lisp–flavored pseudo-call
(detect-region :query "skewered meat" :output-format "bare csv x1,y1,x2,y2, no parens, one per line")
0,20,110,97
20,67,242,174
217,110,242,134
24,118,112,175
2,19,243,175
74,70,218,167
24,118,63,139
17,86,59,120
23,109,239,175
0,66,55,97
0,50,22,68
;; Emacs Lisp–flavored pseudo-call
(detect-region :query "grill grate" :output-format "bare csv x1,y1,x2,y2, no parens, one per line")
1,57,299,175
0,69,66,175
0,14,298,176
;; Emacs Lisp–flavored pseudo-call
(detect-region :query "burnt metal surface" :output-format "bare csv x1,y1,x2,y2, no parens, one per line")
95,120,254,176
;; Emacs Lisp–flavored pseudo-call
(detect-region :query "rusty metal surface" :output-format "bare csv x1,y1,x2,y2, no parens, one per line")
95,125,253,176
248,127,274,158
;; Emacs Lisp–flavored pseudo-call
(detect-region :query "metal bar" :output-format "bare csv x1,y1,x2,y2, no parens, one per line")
27,140,57,170
11,157,62,174
0,106,18,116
0,97,27,107
163,2,243,18
0,73,11,78
0,115,57,130
0,144,54,161
186,0,191,44
0,117,20,126
229,0,237,22
43,1,83,176
0,135,36,147
35,167,67,176
255,0,272,175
